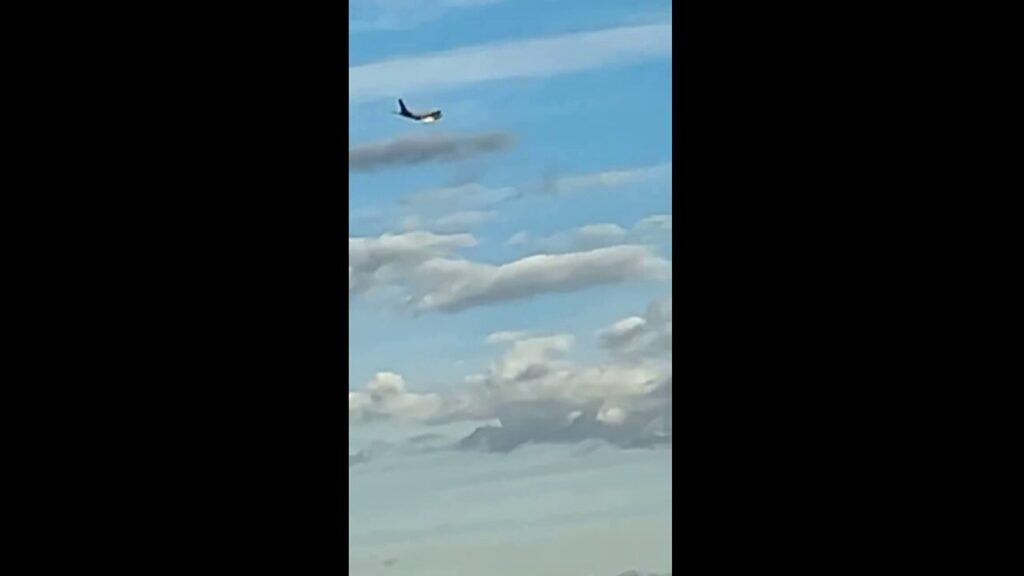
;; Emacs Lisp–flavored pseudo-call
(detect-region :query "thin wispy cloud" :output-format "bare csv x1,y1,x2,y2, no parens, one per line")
350,0,505,32
349,22,672,103
510,214,673,254
398,162,672,215
539,163,673,197
401,210,497,233
349,132,515,172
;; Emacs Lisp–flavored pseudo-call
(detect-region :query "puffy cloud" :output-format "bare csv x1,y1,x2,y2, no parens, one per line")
348,297,673,453
349,132,514,172
349,372,444,422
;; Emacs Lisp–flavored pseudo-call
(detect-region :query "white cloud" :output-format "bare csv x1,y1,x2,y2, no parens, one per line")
504,231,529,246
349,297,673,452
485,330,532,344
404,244,671,313
350,231,670,314
430,210,497,232
546,163,673,196
349,231,476,293
349,372,445,422
399,210,496,233
350,0,505,32
350,23,672,103
398,164,671,225
525,213,672,254
402,182,518,211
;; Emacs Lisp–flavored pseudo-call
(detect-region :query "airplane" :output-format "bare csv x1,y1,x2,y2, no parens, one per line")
393,98,442,123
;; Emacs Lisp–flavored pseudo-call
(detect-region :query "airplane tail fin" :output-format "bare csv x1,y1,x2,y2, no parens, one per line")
398,99,410,115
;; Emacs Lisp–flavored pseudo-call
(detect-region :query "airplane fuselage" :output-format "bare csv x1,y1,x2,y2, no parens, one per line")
396,99,441,123
400,110,441,123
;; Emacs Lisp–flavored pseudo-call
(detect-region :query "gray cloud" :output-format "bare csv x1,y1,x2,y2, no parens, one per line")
350,23,671,103
349,132,514,173
456,397,671,453
349,451,371,467
598,295,672,359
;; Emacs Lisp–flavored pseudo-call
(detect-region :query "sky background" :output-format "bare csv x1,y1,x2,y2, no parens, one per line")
349,1,672,574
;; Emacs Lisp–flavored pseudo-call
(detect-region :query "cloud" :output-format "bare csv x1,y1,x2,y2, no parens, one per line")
348,298,673,452
349,372,445,423
397,162,671,218
636,214,672,232
349,132,514,172
349,23,672,103
456,399,670,453
525,163,673,205
350,0,504,32
402,182,518,211
350,230,670,314
402,210,497,233
505,231,529,246
349,230,476,293
598,296,672,359
484,330,532,344
403,244,670,313
539,163,673,197
513,213,672,254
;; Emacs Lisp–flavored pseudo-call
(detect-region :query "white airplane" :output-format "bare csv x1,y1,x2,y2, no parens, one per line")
393,98,442,123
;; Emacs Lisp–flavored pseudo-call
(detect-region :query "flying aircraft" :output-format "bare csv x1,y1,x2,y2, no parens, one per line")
393,98,442,123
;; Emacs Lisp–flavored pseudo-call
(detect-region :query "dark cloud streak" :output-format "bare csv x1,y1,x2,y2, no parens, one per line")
349,132,514,173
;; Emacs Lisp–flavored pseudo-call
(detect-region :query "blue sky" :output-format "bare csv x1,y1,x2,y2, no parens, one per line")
349,1,672,574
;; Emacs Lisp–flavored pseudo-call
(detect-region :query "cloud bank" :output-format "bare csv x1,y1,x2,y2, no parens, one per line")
348,297,672,452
